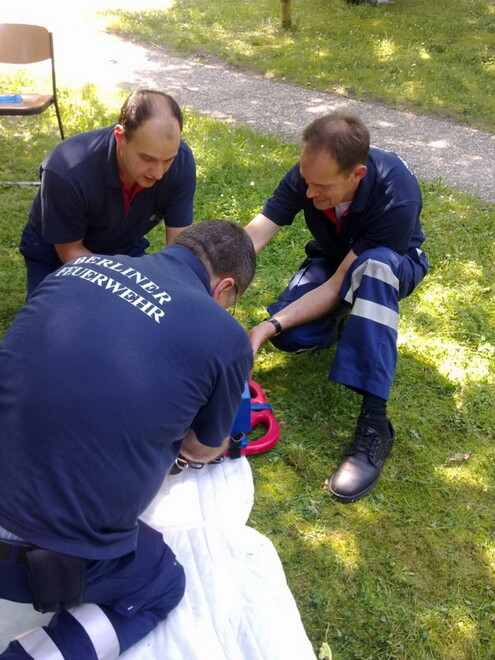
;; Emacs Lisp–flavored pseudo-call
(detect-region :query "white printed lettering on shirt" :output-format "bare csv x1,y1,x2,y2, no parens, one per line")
55,267,166,323
71,256,171,305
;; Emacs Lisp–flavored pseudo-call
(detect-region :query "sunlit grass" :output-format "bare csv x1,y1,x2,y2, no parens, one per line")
324,529,362,571
399,329,494,385
374,38,397,62
435,463,490,491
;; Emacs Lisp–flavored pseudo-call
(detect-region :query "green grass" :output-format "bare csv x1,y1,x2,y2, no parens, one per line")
1,94,494,658
104,0,495,132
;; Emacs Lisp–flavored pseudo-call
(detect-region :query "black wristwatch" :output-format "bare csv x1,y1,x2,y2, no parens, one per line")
263,316,282,336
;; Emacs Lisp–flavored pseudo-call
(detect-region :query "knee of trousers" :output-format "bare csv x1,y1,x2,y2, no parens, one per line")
270,328,310,353
342,247,403,303
269,321,331,353
351,247,403,274
151,547,186,619
112,530,186,621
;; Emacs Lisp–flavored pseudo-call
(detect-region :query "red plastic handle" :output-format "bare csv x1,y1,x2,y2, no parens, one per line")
248,379,265,403
243,408,280,455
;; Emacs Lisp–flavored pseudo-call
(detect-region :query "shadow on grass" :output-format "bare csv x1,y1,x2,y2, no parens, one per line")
247,346,494,659
241,190,494,658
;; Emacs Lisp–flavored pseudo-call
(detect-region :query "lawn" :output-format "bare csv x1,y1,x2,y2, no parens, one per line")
1,2,495,656
1,94,494,658
104,0,495,132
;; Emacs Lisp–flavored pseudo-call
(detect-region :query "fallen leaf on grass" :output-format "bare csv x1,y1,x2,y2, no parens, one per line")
448,452,472,463
318,642,333,660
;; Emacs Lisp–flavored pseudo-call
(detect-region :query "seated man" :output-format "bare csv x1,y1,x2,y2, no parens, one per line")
19,88,196,296
246,112,429,503
0,220,256,658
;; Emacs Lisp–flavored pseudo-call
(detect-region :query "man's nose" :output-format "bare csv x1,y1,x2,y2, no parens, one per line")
156,163,168,180
151,162,169,180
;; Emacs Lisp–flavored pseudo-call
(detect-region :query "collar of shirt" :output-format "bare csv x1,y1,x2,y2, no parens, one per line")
347,151,377,214
155,245,213,295
322,202,351,235
122,183,143,215
106,125,123,188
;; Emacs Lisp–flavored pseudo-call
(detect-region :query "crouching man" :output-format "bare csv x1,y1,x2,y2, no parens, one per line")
246,113,429,503
0,219,256,658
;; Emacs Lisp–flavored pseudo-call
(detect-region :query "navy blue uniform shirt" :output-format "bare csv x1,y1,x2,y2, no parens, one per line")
262,147,425,267
21,126,196,262
0,246,252,560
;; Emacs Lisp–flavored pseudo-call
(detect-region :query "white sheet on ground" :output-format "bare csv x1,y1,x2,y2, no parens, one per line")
0,457,316,659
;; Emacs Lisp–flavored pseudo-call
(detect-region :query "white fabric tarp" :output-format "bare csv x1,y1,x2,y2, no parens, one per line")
0,457,316,659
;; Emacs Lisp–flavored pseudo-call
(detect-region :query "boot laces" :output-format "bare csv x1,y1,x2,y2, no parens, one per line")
350,422,381,456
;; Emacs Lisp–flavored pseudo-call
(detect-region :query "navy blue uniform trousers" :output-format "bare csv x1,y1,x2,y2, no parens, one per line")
0,521,185,659
267,246,429,400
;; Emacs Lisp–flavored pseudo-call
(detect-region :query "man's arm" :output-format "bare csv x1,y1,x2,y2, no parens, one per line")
54,240,92,263
249,248,358,355
165,225,187,245
180,428,231,463
244,213,281,254
158,142,196,246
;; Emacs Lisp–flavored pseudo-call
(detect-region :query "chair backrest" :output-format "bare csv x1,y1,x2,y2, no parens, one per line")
0,22,65,140
0,23,52,65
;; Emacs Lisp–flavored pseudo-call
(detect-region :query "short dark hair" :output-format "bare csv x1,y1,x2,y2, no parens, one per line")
302,112,370,173
119,89,183,139
174,220,256,296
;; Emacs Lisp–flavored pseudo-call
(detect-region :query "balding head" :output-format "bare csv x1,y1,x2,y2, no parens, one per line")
119,89,183,141
114,90,183,188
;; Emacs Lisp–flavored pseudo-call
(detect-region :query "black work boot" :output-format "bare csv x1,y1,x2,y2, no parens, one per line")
327,421,395,503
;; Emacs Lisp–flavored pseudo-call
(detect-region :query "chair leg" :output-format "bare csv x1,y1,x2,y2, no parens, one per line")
54,101,65,140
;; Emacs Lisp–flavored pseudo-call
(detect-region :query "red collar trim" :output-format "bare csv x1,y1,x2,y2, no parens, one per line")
323,207,340,235
323,206,350,235
122,183,143,215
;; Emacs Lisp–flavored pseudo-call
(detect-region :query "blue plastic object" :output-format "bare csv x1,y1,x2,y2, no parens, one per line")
230,381,251,434
226,379,281,458
0,94,23,104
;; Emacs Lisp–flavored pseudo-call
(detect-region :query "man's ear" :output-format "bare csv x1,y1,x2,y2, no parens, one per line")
353,164,367,183
211,277,238,310
114,124,125,142
212,277,235,300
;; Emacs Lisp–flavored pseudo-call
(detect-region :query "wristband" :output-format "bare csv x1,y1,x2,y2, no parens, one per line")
263,316,282,336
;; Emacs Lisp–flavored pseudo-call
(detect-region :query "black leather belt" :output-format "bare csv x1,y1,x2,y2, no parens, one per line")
0,540,31,564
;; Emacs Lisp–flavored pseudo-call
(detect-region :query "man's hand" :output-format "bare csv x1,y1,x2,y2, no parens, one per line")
180,429,230,464
248,248,358,359
248,319,278,357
